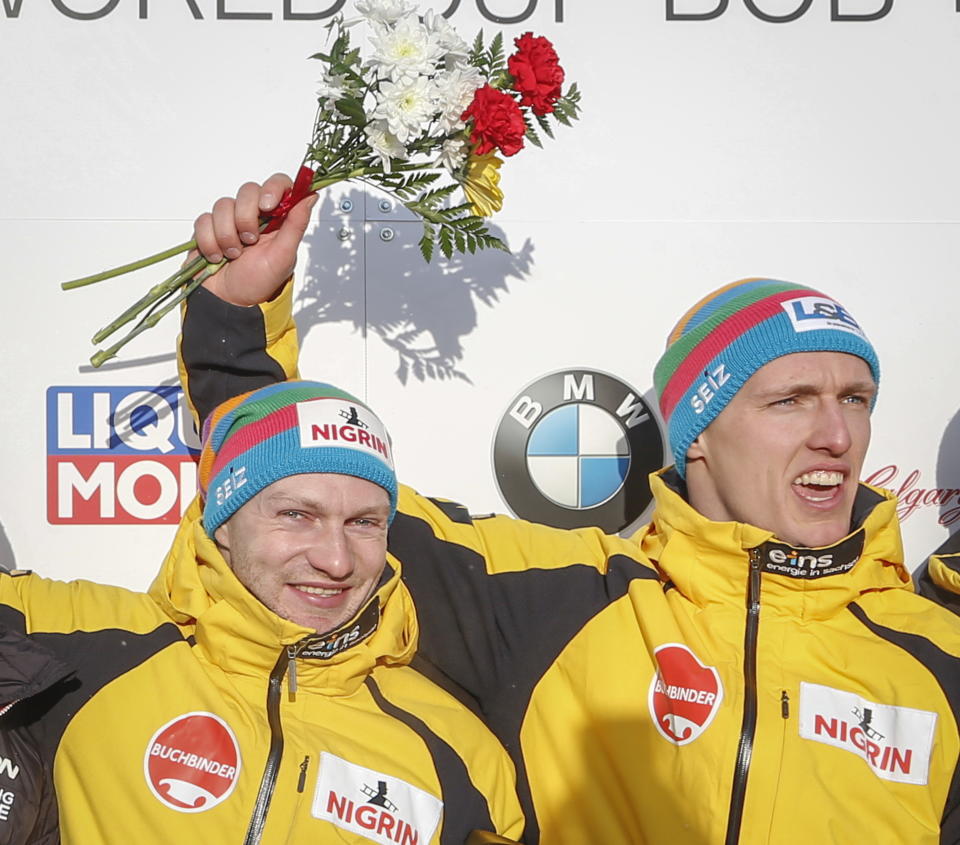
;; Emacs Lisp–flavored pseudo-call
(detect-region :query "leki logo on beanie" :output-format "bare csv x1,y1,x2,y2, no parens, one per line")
297,399,393,470
649,644,723,745
782,296,867,339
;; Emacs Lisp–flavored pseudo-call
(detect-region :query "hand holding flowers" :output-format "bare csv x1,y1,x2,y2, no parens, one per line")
63,0,581,366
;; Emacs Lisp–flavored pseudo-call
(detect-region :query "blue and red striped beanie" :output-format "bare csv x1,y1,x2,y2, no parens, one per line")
654,278,880,478
199,381,397,537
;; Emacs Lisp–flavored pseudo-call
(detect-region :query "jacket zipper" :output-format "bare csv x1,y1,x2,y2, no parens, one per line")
724,549,762,845
242,648,291,845
297,756,311,793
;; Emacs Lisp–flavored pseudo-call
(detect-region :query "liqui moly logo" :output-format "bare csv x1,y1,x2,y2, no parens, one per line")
312,752,442,845
799,682,937,785
46,386,199,525
648,644,724,745
144,712,241,812
297,399,393,470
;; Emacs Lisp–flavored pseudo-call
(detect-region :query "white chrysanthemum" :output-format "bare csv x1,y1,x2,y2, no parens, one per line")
355,0,417,25
367,16,444,83
365,119,408,173
372,76,438,143
438,137,468,172
317,71,350,111
422,9,469,63
434,64,482,134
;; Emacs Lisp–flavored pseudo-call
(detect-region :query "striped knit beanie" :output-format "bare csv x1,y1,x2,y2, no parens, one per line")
654,278,880,478
199,381,397,537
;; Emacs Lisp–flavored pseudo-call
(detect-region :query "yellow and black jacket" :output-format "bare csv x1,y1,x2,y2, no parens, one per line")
180,285,960,844
2,498,524,844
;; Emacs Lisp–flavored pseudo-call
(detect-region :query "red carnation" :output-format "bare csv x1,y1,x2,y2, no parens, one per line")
461,84,526,157
507,32,565,116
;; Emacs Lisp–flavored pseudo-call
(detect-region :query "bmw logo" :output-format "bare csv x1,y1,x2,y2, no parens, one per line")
493,370,665,533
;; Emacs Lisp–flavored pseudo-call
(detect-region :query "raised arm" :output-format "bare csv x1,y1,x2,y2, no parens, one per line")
179,174,309,428
176,177,655,718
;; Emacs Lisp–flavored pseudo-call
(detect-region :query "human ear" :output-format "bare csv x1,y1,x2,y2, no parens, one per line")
214,523,232,559
686,435,706,462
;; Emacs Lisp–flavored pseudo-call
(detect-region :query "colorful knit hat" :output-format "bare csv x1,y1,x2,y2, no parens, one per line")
654,278,880,478
199,381,397,537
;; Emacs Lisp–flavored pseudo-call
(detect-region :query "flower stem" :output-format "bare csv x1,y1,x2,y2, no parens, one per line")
63,168,356,295
61,238,196,290
90,254,209,344
89,266,220,367
309,168,368,190
84,165,391,364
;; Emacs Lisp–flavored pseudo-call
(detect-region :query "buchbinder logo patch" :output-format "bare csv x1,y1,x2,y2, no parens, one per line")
144,712,241,812
649,643,724,745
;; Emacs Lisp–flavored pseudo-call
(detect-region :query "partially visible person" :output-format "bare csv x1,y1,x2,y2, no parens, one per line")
0,379,524,843
179,174,960,844
0,620,71,845
917,538,960,613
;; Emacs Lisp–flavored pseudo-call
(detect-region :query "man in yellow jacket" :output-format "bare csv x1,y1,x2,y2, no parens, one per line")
3,378,525,843
180,175,960,844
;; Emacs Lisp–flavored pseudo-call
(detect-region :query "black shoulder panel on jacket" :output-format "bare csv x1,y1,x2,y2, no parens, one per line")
0,604,186,763
848,602,960,843
0,624,73,709
181,286,287,428
364,677,498,845
389,512,657,708
425,498,473,526
408,654,483,719
388,511,657,841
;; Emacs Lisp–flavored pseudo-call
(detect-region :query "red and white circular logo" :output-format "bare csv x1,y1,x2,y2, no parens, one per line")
648,644,724,745
144,712,242,813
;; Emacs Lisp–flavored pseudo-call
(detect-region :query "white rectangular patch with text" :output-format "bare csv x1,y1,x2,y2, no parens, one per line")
781,296,868,339
798,682,937,785
297,399,393,470
312,752,442,845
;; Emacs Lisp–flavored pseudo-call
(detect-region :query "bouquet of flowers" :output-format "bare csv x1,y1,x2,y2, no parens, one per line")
63,0,581,367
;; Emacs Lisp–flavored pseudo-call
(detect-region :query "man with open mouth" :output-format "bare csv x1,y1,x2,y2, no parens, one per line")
178,174,960,844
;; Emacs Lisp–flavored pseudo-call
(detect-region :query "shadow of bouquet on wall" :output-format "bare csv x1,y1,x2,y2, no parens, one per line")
294,188,535,385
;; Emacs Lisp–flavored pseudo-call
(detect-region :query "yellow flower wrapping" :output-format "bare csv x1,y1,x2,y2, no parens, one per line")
463,152,504,217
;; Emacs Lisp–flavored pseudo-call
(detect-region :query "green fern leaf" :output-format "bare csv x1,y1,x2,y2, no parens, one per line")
536,112,555,139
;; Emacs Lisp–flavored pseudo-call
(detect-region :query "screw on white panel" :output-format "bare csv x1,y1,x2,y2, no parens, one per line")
339,199,354,213
378,199,393,213
338,227,352,241
379,227,395,242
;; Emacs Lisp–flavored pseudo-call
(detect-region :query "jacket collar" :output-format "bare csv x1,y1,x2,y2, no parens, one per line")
148,498,417,696
636,468,911,619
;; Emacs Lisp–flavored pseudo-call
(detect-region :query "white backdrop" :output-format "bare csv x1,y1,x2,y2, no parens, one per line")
2,0,958,589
